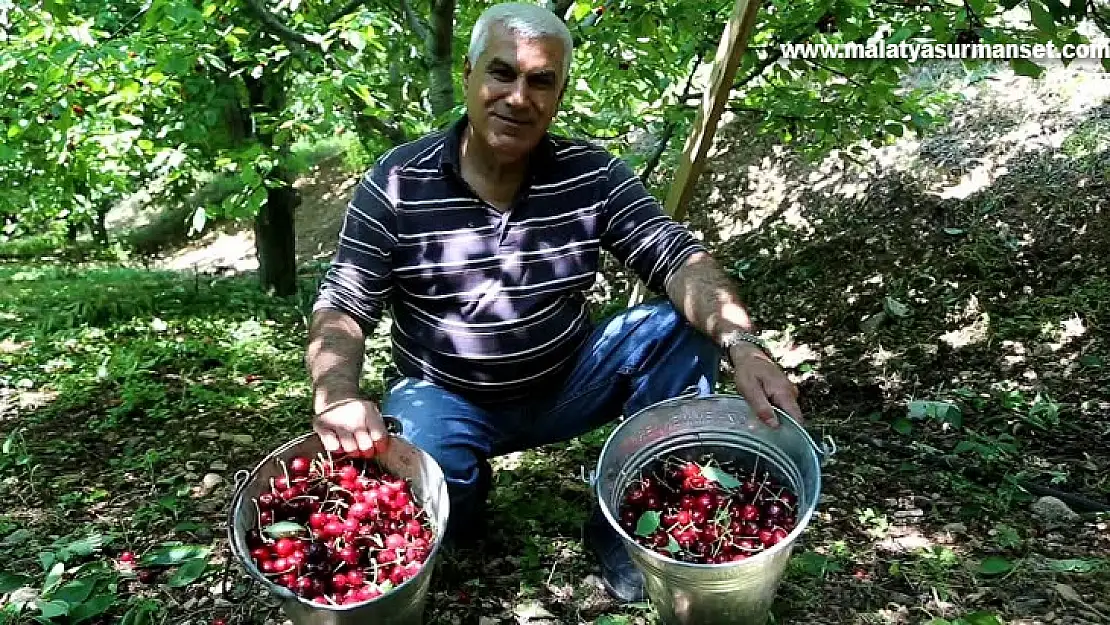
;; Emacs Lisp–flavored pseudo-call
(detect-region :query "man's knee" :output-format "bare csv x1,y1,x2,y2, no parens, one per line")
380,378,489,491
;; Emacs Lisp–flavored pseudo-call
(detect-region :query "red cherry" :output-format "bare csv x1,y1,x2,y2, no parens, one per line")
376,549,398,564
324,521,345,538
772,528,789,544
758,528,775,547
331,572,348,591
293,576,315,596
392,491,411,509
250,547,272,562
273,538,298,558
736,538,759,552
289,456,311,477
337,545,360,566
345,570,365,587
339,465,359,481
681,462,701,478
404,519,424,537
740,504,760,522
349,502,372,520
119,551,136,564
402,561,422,580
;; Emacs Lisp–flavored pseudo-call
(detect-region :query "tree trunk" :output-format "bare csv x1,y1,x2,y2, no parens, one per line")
245,68,299,297
94,203,109,246
254,165,298,296
427,0,456,118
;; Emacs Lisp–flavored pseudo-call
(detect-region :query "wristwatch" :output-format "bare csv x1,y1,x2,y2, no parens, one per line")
719,330,772,366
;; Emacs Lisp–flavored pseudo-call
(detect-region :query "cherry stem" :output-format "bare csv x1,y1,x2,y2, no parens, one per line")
278,458,291,487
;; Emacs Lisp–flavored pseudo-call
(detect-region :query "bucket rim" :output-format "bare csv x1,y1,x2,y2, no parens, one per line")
226,431,448,611
592,392,823,570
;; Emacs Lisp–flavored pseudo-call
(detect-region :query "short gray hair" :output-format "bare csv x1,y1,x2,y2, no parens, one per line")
467,3,574,80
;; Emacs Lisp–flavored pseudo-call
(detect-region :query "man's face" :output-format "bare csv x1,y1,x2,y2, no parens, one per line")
463,25,567,164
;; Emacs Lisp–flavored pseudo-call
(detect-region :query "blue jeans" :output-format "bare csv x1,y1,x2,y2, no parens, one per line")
381,299,720,541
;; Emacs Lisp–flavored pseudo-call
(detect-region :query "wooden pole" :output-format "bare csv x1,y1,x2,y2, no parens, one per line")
627,0,763,307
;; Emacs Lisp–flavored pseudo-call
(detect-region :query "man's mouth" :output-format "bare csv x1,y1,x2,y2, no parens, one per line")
492,113,530,127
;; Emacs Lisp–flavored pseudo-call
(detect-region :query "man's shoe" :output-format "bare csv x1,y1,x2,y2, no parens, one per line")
583,504,645,603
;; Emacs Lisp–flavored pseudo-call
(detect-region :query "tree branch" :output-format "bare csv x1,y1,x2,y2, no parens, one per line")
1088,0,1110,33
327,0,369,25
639,44,709,184
399,0,431,43
545,0,576,20
244,0,321,49
729,27,820,92
356,112,408,146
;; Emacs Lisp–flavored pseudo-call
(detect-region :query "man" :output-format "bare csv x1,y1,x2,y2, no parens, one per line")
305,2,802,603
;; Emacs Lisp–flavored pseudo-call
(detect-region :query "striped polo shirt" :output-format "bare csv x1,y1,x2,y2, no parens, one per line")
313,114,707,405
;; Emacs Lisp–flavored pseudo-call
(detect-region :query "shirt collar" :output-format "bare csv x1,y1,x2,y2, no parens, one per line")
439,113,557,178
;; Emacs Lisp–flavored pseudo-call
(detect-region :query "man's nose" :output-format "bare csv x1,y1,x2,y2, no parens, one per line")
505,77,528,107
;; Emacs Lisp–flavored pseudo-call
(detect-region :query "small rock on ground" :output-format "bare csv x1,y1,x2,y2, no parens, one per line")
1031,496,1080,523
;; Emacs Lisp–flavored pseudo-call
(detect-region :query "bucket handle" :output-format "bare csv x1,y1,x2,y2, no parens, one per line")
383,414,404,438
777,408,838,465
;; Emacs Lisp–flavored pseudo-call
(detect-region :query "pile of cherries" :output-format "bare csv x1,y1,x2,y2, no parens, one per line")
244,452,434,606
617,453,799,564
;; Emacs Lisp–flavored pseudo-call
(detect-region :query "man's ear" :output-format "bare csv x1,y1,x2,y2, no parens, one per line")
463,56,472,87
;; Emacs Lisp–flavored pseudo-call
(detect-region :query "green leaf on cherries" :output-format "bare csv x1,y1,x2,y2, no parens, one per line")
635,511,661,537
701,466,742,489
263,521,306,539
379,580,394,594
665,536,680,553
713,507,731,527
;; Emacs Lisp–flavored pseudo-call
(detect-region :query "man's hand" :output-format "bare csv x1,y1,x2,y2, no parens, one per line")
729,343,803,428
313,398,390,457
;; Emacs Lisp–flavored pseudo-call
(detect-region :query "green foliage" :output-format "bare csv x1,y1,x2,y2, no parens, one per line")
3,0,1106,258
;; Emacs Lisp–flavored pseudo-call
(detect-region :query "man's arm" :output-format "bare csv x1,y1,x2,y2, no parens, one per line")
306,159,399,455
663,251,755,342
596,154,801,425
664,251,802,426
306,308,366,413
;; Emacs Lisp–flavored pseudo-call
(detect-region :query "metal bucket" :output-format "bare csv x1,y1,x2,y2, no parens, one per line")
594,392,835,625
227,423,450,625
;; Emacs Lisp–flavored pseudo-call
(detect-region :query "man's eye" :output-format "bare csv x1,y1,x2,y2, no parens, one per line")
490,68,514,81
